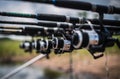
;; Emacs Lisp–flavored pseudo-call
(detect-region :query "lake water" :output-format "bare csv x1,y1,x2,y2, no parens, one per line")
0,65,70,79
0,65,104,79
0,65,44,79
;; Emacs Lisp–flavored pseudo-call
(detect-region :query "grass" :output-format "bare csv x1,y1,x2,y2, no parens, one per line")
0,38,25,57
0,38,32,64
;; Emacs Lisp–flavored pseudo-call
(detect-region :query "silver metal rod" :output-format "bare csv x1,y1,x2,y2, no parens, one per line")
1,54,46,79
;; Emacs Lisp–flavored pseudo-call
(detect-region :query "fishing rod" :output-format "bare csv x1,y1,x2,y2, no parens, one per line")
19,29,120,59
1,25,120,36
0,26,64,36
0,20,71,28
0,20,119,59
0,20,120,60
0,20,120,33
0,12,120,26
19,0,120,14
1,21,118,59
0,28,22,35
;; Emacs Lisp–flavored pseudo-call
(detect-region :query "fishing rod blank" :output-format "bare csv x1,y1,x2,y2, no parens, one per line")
0,26,23,30
0,20,120,33
0,20,70,28
20,0,120,14
2,26,118,36
0,26,23,35
0,28,22,35
0,26,64,36
0,12,120,26
78,25,120,33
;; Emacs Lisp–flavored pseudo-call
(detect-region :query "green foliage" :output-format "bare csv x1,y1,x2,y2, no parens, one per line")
0,38,25,59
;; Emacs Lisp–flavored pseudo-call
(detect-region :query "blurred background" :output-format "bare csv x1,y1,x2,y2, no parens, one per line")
0,0,120,79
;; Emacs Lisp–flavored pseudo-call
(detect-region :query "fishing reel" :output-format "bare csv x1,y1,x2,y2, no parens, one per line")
52,37,73,54
20,36,73,58
20,39,52,58
72,26,103,59
72,20,120,59
20,40,35,52
19,19,120,59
